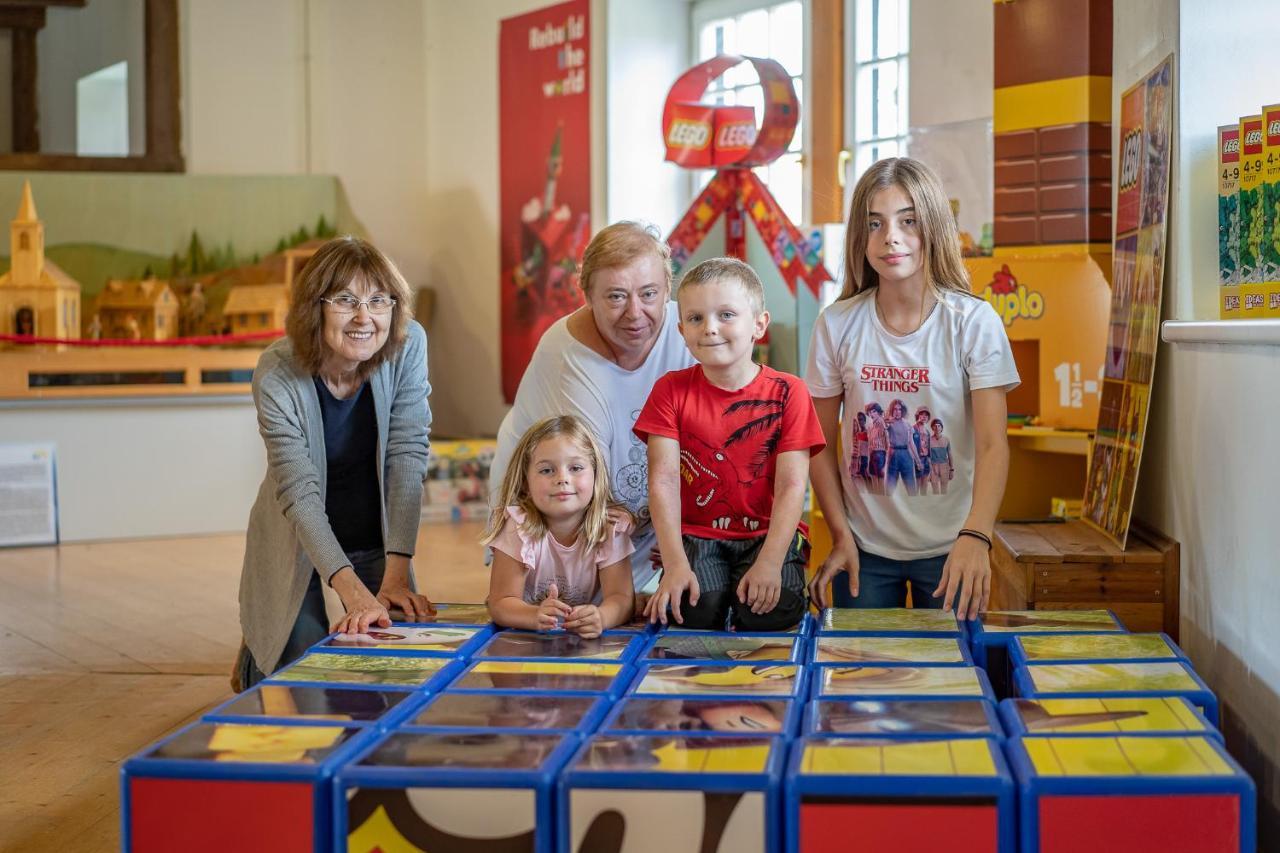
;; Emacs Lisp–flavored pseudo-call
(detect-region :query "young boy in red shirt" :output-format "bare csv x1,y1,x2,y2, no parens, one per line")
635,258,825,631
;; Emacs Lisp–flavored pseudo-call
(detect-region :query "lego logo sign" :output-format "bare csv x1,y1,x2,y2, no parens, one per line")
1222,137,1240,155
1244,129,1264,148
716,122,756,149
1119,130,1142,190
663,55,798,169
667,119,710,149
1269,119,1280,141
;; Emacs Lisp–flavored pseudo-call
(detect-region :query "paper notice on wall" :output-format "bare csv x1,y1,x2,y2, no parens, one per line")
0,443,58,547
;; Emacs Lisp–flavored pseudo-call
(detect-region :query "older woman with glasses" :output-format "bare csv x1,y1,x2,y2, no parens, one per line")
235,236,434,689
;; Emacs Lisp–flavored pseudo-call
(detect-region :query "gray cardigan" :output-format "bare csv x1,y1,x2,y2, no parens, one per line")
238,321,431,673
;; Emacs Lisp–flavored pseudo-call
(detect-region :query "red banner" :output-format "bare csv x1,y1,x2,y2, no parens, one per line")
499,0,591,403
666,171,831,300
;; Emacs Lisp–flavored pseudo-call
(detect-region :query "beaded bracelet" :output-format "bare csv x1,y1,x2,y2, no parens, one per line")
957,528,993,550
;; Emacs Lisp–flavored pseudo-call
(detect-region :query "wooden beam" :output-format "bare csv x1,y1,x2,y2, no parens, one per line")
0,153,183,172
0,0,85,6
0,6,45,28
11,26,38,153
144,0,183,171
808,0,845,223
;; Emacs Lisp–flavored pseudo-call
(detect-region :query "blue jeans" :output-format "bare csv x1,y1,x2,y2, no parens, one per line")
831,548,948,609
886,447,919,495
238,547,386,690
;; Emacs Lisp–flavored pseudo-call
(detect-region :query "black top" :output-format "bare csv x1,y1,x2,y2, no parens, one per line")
315,376,383,552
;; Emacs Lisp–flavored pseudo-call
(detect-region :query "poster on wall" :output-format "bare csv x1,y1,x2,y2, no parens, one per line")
0,442,58,547
1083,55,1174,547
498,0,591,403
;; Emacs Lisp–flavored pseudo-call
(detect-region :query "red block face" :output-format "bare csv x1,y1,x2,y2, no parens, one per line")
799,798,999,852
664,103,715,167
129,777,314,853
712,107,758,166
1039,794,1239,853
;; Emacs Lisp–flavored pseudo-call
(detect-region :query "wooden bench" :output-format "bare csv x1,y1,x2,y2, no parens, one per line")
990,519,1180,638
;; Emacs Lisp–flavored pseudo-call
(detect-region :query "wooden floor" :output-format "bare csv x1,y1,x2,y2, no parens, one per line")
0,522,489,852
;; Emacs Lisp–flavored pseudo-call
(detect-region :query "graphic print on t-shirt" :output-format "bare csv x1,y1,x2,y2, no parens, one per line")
854,363,955,497
614,408,652,534
680,375,792,533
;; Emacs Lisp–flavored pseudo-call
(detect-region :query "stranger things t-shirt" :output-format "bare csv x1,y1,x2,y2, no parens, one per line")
804,290,1019,560
634,365,825,540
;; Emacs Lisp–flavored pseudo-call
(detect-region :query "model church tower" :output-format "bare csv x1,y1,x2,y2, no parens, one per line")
0,180,81,343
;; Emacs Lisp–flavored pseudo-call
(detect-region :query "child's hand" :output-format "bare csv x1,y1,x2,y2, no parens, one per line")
646,566,700,625
563,604,603,638
537,583,572,631
736,562,782,615
606,507,635,536
808,541,861,610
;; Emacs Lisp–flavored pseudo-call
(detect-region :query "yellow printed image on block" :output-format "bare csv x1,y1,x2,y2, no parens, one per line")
326,625,482,652
801,738,997,777
649,740,772,773
205,724,344,763
821,608,960,633
1014,697,1209,734
819,666,985,697
1024,736,1233,777
635,664,800,695
1019,634,1177,662
1027,662,1198,693
814,637,966,664
578,735,774,774
979,610,1120,633
473,661,622,677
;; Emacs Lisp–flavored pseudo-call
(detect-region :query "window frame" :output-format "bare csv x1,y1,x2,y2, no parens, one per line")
849,0,910,182
690,0,811,224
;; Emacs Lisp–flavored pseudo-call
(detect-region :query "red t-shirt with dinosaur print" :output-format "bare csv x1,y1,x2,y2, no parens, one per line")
634,365,825,540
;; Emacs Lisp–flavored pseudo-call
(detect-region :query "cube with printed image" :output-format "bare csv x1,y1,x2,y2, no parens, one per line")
1006,734,1255,853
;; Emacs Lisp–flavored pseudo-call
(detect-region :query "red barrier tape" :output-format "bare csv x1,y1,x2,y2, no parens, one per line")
0,330,284,347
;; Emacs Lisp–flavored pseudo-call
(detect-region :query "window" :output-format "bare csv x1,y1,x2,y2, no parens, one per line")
693,0,805,223
853,0,909,177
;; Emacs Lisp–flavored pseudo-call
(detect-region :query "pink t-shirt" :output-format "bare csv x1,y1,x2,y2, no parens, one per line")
490,507,636,606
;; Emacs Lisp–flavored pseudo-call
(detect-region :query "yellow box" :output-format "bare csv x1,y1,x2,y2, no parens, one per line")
1238,114,1267,317
1218,124,1241,319
1261,104,1280,317
1051,497,1083,519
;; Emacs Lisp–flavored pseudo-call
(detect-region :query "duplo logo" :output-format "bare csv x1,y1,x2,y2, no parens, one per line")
981,264,1044,327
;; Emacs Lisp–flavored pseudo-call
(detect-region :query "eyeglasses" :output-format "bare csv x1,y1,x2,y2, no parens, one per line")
320,294,397,315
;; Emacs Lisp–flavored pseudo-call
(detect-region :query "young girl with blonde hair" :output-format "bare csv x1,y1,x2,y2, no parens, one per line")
483,415,635,637
805,157,1019,620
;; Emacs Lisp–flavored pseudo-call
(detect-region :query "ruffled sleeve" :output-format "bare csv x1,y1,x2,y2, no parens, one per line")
594,527,637,570
490,506,538,569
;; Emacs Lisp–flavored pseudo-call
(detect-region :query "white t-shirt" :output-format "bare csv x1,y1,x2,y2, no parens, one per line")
490,303,696,588
804,289,1020,560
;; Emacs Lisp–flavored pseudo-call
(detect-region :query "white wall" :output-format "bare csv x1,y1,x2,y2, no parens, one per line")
1,400,262,541
1120,0,1280,842
183,0,429,287
907,0,991,128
